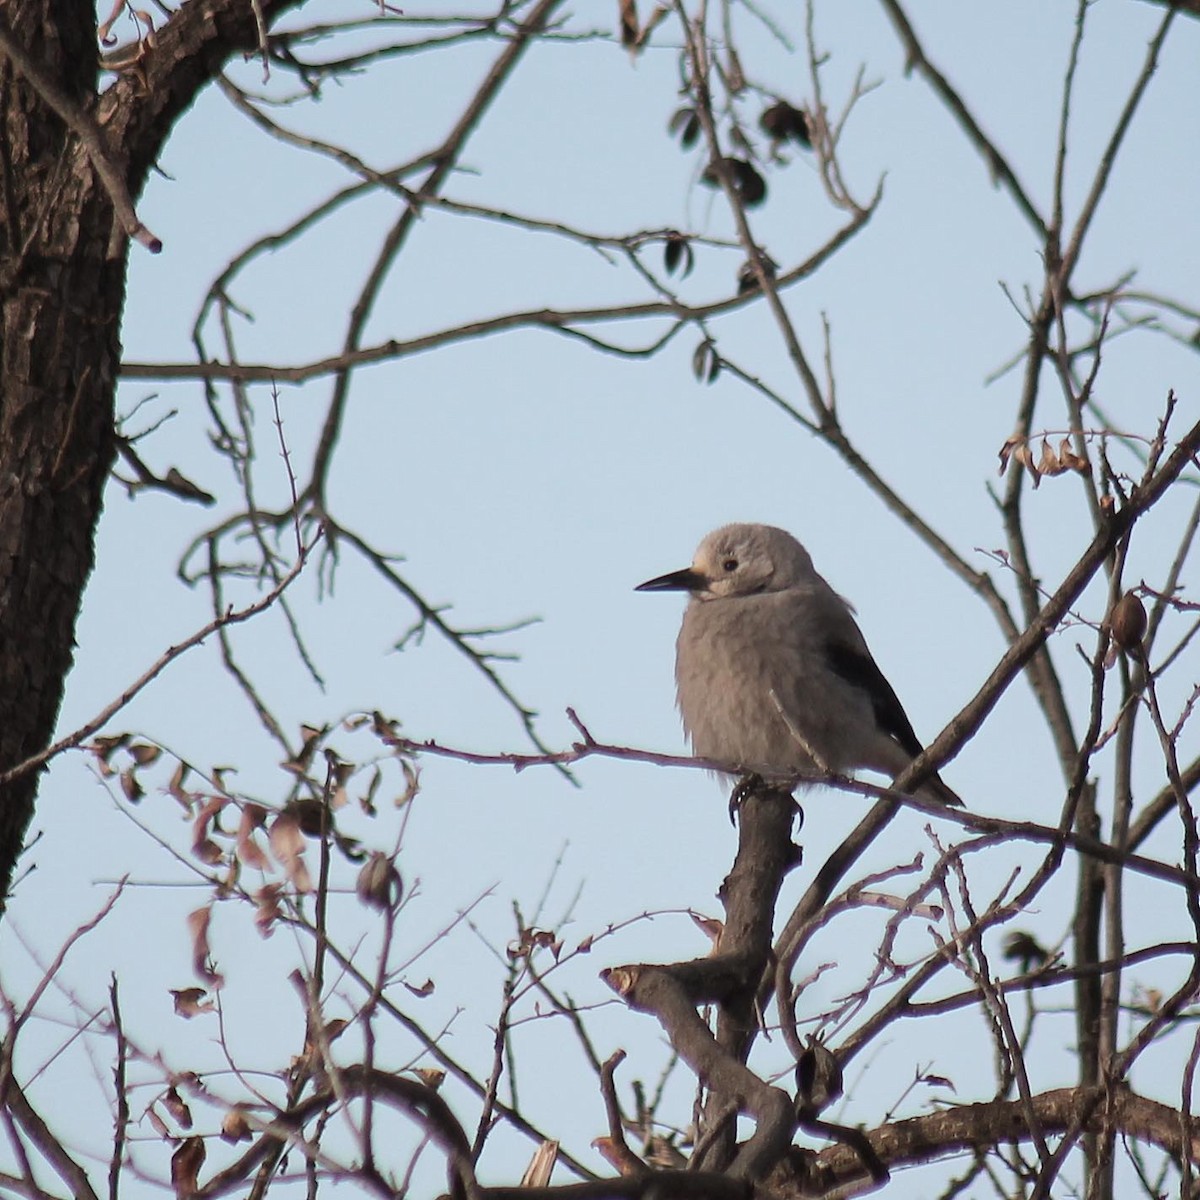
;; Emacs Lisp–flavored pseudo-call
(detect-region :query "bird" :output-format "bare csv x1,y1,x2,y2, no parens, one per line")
635,523,963,807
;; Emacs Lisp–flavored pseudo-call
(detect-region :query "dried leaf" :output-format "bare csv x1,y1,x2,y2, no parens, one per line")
147,1105,172,1140
254,884,284,937
171,1135,205,1199
163,1086,192,1130
269,813,313,893
235,803,269,870
210,766,236,794
221,1106,253,1143
360,764,382,816
576,934,594,954
1058,436,1089,473
186,906,224,989
998,434,1040,484
509,928,557,958
191,796,227,866
404,978,435,998
170,987,214,1018
1037,437,1061,478
128,742,162,766
356,852,402,911
88,733,129,777
919,1072,956,1092
396,758,420,807
413,1067,445,1089
618,0,637,48
168,761,194,812
120,766,144,803
329,757,353,811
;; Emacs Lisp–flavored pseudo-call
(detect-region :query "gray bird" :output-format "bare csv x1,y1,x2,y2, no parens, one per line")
636,523,963,807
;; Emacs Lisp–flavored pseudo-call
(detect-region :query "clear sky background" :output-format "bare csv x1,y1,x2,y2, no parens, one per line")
4,2,1199,1195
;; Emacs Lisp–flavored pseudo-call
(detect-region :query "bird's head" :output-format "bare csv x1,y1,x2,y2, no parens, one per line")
636,523,816,600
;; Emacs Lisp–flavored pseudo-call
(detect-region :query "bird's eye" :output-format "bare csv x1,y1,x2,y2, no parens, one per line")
722,558,738,573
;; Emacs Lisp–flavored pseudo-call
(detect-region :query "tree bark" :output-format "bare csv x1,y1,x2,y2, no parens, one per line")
0,0,299,906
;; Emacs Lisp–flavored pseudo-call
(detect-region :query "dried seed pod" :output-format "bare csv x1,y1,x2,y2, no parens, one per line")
760,100,811,147
1109,592,1147,652
356,851,403,911
700,157,767,207
663,232,694,278
668,107,701,150
1002,930,1049,970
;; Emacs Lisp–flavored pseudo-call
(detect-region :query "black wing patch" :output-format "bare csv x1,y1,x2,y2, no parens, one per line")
825,640,925,759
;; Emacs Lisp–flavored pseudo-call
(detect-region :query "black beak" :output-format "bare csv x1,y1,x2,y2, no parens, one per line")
635,567,707,593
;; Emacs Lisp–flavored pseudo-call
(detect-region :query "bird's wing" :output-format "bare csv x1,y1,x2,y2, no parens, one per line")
823,637,925,760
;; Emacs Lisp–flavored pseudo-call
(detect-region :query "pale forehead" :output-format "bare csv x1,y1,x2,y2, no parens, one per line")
698,522,784,549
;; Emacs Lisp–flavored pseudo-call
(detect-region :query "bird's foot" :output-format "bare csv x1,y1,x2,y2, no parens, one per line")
728,772,766,824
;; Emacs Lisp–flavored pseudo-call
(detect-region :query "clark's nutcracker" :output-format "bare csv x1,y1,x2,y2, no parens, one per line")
636,523,963,807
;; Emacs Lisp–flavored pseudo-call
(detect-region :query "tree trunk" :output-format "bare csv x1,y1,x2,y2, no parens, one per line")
0,0,299,906
0,2,125,904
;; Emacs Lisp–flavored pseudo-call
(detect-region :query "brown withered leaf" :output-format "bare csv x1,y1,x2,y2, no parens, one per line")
254,884,284,937
120,767,144,803
221,1106,253,1143
280,724,324,777
186,906,224,989
235,804,269,870
998,433,1089,488
576,934,594,954
1057,436,1089,473
171,1135,205,1199
168,761,194,813
396,758,420,807
128,742,162,766
147,1105,172,1140
360,765,382,816
191,796,227,866
328,756,353,811
88,733,130,777
369,710,401,742
356,852,402,911
163,1086,192,1130
170,987,214,1018
404,978,435,998
413,1067,445,1090
997,434,1038,483
618,0,637,47
269,813,313,894
920,1073,956,1091
210,766,236,794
